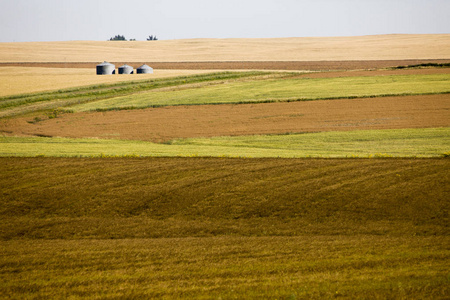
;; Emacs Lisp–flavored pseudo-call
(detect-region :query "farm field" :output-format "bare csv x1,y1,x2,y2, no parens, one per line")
69,73,450,111
0,34,449,62
1,69,449,117
2,94,449,144
1,128,448,158
1,35,449,299
3,59,450,71
1,157,449,298
4,65,449,98
0,71,268,118
2,236,448,299
0,67,217,97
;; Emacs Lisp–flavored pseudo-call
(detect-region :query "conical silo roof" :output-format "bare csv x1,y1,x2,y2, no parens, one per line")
136,64,153,74
97,61,114,67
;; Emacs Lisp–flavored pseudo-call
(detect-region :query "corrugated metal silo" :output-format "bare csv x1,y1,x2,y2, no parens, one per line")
118,64,134,74
136,64,153,74
96,61,115,75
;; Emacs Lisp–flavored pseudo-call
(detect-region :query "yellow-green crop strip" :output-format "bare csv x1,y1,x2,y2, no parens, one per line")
0,71,269,118
71,73,450,111
1,128,448,158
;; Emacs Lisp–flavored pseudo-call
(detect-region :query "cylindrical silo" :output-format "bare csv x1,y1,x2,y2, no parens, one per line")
96,61,115,75
118,64,134,74
136,64,153,74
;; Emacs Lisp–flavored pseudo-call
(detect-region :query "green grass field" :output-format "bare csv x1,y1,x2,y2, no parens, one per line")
71,73,450,111
1,157,449,298
1,127,448,158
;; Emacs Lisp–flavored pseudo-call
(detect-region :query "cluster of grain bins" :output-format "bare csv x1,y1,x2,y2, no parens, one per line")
96,62,153,75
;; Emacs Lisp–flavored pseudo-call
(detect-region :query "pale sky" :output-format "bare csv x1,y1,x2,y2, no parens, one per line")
0,0,449,42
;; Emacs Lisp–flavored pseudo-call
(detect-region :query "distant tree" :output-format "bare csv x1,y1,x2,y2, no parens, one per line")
109,35,126,41
147,35,158,41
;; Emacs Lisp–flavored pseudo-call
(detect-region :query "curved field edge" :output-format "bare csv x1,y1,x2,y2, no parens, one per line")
0,127,448,158
71,73,450,112
0,71,272,118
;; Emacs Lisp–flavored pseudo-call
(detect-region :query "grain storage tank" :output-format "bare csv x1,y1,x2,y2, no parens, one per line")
136,64,153,74
118,64,134,74
96,61,115,75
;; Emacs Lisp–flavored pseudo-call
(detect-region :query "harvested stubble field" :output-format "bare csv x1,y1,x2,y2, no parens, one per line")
1,35,450,299
0,66,215,97
1,157,449,298
1,34,449,62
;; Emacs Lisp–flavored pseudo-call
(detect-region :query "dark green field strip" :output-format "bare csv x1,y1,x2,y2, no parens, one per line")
1,157,448,239
0,71,269,112
392,62,450,69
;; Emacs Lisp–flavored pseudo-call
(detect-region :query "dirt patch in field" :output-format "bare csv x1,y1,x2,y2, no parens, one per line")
296,67,450,78
2,59,450,71
2,94,449,143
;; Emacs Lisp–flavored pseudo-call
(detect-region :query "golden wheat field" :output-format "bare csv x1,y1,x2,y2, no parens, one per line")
0,34,449,63
0,67,217,96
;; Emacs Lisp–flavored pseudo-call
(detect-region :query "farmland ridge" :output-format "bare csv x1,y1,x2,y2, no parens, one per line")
0,34,449,63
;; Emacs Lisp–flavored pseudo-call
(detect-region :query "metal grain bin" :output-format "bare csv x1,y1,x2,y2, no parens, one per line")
96,61,115,75
118,64,134,74
136,64,153,74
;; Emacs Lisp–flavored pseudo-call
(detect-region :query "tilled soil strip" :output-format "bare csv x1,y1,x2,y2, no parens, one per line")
2,94,449,143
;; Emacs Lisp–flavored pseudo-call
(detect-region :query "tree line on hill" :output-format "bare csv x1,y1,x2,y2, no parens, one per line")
109,35,158,41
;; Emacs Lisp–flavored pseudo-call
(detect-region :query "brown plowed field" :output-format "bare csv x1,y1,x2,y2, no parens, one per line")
2,94,449,143
2,59,450,70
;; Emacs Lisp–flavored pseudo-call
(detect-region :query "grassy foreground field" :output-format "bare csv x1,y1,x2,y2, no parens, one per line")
1,157,449,298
